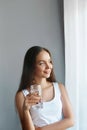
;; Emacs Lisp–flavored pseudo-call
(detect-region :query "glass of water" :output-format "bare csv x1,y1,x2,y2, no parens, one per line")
30,84,43,108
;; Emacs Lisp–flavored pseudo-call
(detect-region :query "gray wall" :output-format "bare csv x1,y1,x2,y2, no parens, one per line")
0,0,64,130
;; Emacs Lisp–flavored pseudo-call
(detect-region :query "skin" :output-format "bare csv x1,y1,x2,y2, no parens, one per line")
15,50,74,130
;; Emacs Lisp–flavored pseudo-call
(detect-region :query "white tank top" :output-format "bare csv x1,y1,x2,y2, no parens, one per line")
22,82,63,127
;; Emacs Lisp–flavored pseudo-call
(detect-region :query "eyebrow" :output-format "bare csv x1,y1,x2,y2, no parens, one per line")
37,59,52,63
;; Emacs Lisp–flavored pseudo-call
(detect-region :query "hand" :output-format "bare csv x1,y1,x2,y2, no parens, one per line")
23,93,41,111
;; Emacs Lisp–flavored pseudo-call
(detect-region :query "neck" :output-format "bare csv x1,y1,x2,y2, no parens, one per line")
33,78,48,89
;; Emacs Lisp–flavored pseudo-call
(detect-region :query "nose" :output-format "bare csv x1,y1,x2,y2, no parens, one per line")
46,62,52,69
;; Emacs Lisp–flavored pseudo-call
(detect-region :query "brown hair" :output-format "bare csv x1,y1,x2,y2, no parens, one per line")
17,46,56,92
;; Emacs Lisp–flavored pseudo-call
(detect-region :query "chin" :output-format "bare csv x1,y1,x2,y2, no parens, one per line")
44,74,50,78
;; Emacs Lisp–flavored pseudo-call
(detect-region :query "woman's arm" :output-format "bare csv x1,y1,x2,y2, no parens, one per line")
36,83,74,130
15,91,41,130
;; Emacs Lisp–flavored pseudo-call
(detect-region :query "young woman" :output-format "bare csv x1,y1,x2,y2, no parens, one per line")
15,46,74,130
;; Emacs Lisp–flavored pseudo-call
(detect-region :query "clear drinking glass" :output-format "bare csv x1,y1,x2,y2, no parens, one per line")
30,84,43,108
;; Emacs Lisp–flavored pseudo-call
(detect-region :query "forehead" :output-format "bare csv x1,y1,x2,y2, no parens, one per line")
36,50,51,61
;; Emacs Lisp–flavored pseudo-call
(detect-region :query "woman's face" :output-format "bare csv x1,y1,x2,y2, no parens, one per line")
34,50,53,79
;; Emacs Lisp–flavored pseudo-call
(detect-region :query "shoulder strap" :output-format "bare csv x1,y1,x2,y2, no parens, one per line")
53,82,61,96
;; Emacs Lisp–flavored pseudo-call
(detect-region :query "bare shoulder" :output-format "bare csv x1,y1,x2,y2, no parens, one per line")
15,91,24,111
58,82,66,92
15,91,24,104
15,91,25,121
58,82,69,98
58,82,73,110
57,83,74,126
58,82,65,88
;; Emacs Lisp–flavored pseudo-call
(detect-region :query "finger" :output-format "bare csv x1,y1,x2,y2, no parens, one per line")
26,99,40,104
27,92,39,97
27,94,41,101
23,99,37,110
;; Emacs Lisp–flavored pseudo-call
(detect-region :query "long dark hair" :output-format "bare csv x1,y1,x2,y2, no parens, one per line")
17,46,56,92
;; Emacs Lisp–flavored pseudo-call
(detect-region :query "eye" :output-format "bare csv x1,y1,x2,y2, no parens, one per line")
39,61,45,65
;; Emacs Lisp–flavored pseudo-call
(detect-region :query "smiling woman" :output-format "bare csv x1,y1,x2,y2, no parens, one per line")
15,46,74,130
34,50,53,80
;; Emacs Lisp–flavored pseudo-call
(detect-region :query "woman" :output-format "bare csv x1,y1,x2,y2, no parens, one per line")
15,46,74,130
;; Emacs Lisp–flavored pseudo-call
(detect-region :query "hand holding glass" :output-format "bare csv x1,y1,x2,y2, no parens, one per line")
30,84,43,108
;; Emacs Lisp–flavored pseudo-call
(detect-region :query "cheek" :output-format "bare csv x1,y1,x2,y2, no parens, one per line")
34,67,43,74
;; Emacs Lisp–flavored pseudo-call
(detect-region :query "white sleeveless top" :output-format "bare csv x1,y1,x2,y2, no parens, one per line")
22,82,63,127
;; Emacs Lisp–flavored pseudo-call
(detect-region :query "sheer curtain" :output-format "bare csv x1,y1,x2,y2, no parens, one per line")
64,0,87,130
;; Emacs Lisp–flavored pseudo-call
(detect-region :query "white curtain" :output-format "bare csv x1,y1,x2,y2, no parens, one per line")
64,0,87,130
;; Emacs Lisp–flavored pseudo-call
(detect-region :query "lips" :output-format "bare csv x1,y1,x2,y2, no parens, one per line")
44,70,51,74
